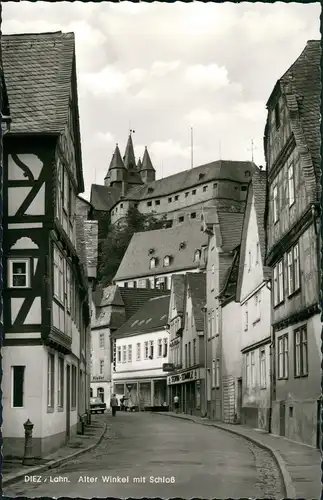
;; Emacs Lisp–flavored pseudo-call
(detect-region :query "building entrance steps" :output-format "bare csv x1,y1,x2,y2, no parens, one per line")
154,411,321,499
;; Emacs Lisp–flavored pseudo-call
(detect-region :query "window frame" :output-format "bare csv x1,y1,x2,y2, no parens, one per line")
99,359,104,375
273,184,279,223
287,243,300,297
250,351,256,388
212,359,216,388
259,348,266,389
99,333,105,349
163,337,168,357
288,160,295,207
144,341,149,360
8,258,31,288
71,364,77,408
47,353,55,409
117,346,121,363
277,334,289,380
157,338,163,358
294,326,308,378
128,344,132,363
136,342,141,361
215,359,220,389
273,259,284,306
122,346,127,363
57,357,64,408
12,365,25,408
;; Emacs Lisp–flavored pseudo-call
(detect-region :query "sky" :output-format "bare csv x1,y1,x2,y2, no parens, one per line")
2,2,321,199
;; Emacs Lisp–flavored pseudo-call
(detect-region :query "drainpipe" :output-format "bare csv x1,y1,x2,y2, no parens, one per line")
266,278,274,434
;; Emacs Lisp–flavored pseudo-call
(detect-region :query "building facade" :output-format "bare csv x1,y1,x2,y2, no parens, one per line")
264,40,321,447
2,32,91,457
112,295,170,409
235,171,272,431
90,131,258,227
167,273,206,416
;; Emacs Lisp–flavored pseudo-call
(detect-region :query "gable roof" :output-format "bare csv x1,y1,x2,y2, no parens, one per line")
113,220,208,281
187,273,206,331
219,245,240,303
112,294,170,339
217,212,245,252
235,170,271,301
172,274,186,315
265,40,321,183
2,32,75,135
90,184,121,211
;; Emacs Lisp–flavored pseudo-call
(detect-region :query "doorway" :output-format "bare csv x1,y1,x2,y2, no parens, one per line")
97,387,104,403
66,364,71,442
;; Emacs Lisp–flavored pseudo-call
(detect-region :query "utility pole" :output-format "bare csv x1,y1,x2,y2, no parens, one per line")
191,127,194,169
248,139,257,163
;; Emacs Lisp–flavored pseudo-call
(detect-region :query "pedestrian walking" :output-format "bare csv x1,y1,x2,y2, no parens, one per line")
110,393,118,417
173,394,179,413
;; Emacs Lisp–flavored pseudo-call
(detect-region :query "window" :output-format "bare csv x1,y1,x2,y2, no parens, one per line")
241,185,247,192
71,364,77,407
278,334,289,379
185,192,189,197
213,183,218,188
136,343,141,361
192,189,196,195
287,243,300,296
215,309,219,335
47,353,55,408
163,338,168,357
168,197,172,203
274,102,281,129
149,340,154,359
288,161,295,206
99,333,105,349
8,259,30,288
117,346,121,363
212,359,216,388
144,341,149,360
194,250,201,261
193,339,196,365
175,195,179,201
188,342,191,367
164,256,170,267
63,169,69,212
256,243,260,265
12,366,25,408
190,212,196,219
155,200,160,206
246,353,250,388
53,246,64,302
128,345,132,362
250,351,256,388
248,250,251,272
158,339,163,357
57,357,64,408
260,349,266,389
133,281,137,288
147,201,152,207
185,344,188,368
178,216,184,222
294,326,308,377
150,258,156,269
273,259,284,306
244,303,248,331
122,346,126,363
203,185,208,192
215,359,220,388
273,184,279,223
99,360,104,374
66,264,71,311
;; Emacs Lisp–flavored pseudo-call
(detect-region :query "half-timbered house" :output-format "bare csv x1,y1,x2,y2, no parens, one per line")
2,31,91,458
264,40,321,447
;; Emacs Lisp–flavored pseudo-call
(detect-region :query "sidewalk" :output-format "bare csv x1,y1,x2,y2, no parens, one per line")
2,415,108,488
155,411,321,499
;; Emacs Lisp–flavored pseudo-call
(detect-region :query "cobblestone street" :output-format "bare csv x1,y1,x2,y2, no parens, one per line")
4,412,284,499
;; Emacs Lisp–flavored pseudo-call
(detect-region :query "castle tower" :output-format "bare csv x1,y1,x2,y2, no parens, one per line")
123,132,136,171
140,146,156,183
104,144,126,187
137,157,142,171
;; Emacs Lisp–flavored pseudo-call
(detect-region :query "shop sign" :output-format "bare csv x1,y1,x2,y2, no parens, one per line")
92,376,104,381
167,369,199,385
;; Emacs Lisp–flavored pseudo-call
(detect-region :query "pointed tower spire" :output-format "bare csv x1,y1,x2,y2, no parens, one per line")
140,146,156,183
137,157,142,171
123,131,136,170
104,144,126,187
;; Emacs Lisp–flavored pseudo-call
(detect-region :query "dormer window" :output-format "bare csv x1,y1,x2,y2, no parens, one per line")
194,250,201,262
147,201,152,207
148,248,155,255
241,185,247,191
192,189,196,195
179,242,186,250
245,171,251,177
155,200,160,206
148,187,154,193
164,255,171,267
199,173,205,180
150,257,157,269
190,212,196,219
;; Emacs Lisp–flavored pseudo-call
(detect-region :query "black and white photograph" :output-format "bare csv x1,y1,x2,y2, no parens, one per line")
1,1,321,498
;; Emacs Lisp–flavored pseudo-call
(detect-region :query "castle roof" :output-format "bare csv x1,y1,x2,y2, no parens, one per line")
114,220,208,281
105,144,125,179
137,158,142,170
90,184,121,211
141,147,155,171
123,133,136,170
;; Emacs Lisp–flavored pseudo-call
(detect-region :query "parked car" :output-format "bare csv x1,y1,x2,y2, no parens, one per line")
90,397,106,414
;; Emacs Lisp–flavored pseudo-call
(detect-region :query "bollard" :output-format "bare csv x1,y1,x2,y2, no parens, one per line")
22,419,34,466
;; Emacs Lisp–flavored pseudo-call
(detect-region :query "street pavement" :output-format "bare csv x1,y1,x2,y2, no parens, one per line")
4,412,284,499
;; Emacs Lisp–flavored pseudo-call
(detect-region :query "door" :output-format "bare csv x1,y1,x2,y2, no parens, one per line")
236,378,242,423
66,364,71,441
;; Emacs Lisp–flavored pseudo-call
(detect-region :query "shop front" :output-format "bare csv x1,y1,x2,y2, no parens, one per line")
167,367,206,416
113,377,168,411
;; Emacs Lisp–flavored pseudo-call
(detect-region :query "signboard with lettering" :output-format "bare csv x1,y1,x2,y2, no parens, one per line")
167,369,199,385
163,363,175,372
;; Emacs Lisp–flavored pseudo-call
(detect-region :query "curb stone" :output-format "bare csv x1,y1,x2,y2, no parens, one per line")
2,422,108,489
154,412,296,499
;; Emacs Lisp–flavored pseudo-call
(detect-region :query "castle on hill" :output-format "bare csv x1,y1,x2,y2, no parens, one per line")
90,131,259,226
